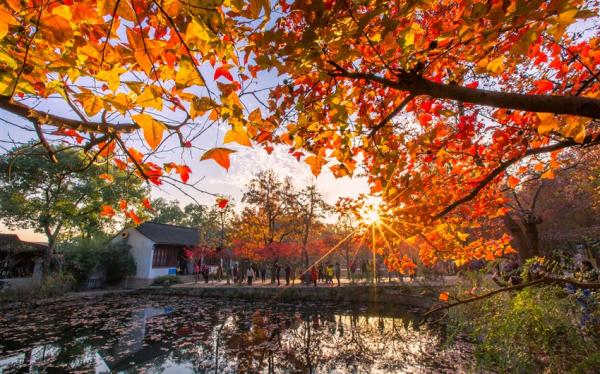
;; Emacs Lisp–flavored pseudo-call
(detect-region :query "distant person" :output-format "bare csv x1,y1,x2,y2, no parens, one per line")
194,262,200,283
247,267,255,285
201,264,209,283
310,266,318,287
285,264,291,285
318,263,324,283
233,264,239,283
260,264,267,283
350,261,356,283
334,262,341,287
326,263,334,285
217,264,223,281
275,262,282,286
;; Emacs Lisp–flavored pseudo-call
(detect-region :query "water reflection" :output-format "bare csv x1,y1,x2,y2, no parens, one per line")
0,295,474,373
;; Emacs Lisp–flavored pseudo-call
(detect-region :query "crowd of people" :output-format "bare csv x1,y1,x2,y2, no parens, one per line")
188,258,408,287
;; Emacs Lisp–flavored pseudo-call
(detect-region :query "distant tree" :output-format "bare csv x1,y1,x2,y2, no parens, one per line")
508,147,600,261
295,185,329,268
241,170,300,246
149,198,186,225
0,144,147,263
150,198,236,249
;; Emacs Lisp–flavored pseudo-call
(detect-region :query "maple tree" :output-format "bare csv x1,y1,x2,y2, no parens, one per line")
1,0,600,270
250,0,600,268
234,170,302,260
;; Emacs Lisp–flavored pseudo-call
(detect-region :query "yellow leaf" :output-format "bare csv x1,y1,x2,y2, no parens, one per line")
223,124,252,147
186,20,210,44
134,50,153,75
78,44,100,61
486,56,505,75
132,114,166,150
248,108,262,123
136,87,163,111
557,9,577,25
52,5,72,20
82,95,104,117
175,58,202,87
0,72,15,96
305,155,327,176
110,93,131,115
537,112,558,135
96,67,123,92
200,147,236,170
0,6,17,39
562,116,586,143
457,232,470,241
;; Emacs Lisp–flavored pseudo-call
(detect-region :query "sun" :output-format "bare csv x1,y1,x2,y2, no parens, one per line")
358,196,383,225
362,208,380,224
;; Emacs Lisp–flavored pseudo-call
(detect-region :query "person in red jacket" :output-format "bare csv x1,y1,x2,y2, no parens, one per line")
310,266,318,287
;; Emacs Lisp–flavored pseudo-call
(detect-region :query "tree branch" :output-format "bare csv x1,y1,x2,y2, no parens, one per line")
328,68,600,119
0,96,138,133
422,276,600,319
370,94,416,137
432,136,600,220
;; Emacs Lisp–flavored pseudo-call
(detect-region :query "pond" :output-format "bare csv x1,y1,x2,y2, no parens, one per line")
0,294,477,373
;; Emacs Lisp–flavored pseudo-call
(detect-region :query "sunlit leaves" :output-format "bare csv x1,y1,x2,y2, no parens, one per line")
304,155,327,176
132,114,166,151
0,5,17,39
214,66,234,82
200,147,236,170
223,122,252,147
537,113,559,135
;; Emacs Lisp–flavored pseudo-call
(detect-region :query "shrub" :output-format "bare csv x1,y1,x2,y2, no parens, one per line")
152,275,182,287
39,272,76,298
446,284,600,374
62,237,136,287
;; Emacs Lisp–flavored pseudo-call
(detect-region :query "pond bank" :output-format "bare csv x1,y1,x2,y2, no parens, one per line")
138,283,442,309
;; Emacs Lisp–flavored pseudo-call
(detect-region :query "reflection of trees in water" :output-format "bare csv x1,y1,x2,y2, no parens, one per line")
0,296,473,373
192,306,464,373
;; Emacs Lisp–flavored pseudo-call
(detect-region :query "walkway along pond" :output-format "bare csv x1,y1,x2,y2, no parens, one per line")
0,292,479,373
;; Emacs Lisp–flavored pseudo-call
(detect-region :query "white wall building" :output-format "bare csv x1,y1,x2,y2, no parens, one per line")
116,222,200,287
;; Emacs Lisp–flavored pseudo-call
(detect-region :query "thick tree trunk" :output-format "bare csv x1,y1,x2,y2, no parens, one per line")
505,214,541,263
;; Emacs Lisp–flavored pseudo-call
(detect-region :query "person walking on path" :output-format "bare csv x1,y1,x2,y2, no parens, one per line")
201,264,209,284
275,262,282,286
318,263,324,283
334,262,341,287
285,264,291,285
260,264,267,283
247,266,255,285
350,261,356,284
232,264,238,284
310,266,318,287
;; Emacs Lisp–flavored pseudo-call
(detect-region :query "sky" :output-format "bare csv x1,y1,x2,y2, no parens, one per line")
0,107,369,243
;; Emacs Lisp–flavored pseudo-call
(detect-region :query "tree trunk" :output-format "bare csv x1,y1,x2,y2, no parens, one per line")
505,214,541,263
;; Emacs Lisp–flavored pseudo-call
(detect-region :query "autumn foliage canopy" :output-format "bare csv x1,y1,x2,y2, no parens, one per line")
1,0,599,270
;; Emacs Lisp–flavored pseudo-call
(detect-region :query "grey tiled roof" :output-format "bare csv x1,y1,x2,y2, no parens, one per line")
136,222,200,246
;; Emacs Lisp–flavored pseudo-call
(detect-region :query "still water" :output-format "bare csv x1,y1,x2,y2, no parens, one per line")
0,294,476,373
